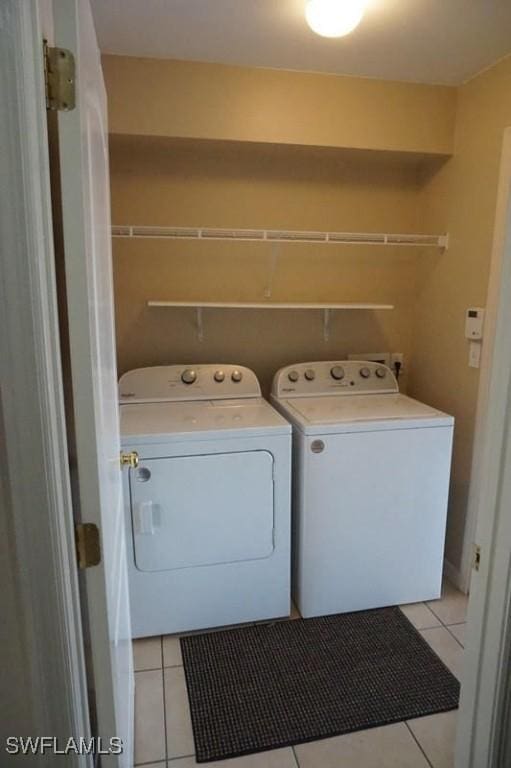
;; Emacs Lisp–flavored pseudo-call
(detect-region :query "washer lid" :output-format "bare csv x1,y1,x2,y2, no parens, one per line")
120,397,290,442
278,393,454,434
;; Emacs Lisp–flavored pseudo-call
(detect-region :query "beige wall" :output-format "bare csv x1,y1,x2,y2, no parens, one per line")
103,55,456,155
107,52,511,579
110,136,432,392
409,55,511,571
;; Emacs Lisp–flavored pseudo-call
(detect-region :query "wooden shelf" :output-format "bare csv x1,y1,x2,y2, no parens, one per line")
146,301,394,342
147,301,394,310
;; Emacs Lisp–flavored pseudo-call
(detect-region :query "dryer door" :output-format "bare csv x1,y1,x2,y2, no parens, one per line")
129,450,274,571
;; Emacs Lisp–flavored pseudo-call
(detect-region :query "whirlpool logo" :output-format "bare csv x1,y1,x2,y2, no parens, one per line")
5,736,123,756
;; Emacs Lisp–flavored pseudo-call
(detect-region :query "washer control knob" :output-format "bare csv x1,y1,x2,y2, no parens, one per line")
304,369,316,381
214,370,225,382
181,369,197,385
331,365,345,381
231,369,243,383
288,370,299,382
375,367,387,379
359,367,371,379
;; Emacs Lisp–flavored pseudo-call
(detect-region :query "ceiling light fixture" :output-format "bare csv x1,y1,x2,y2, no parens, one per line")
305,0,366,38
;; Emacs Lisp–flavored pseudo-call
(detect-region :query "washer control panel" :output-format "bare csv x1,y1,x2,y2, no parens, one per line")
272,361,398,398
119,364,261,403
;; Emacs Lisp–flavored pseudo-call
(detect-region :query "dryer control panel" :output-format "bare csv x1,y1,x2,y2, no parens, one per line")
272,361,398,398
119,364,261,403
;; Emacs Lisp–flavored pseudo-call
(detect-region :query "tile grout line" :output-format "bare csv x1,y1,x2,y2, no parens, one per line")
422,599,467,648
291,745,301,767
426,583,468,630
424,602,447,627
162,646,169,765
134,665,163,673
428,606,467,632
405,721,435,768
400,600,457,632
444,624,465,650
416,623,445,631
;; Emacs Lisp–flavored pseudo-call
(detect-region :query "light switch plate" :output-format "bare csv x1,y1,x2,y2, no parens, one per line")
469,341,481,369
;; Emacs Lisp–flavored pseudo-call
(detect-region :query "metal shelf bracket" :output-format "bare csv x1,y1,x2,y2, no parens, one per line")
196,307,204,342
323,308,332,343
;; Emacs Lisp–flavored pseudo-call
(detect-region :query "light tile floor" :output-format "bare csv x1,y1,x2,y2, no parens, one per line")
133,580,467,767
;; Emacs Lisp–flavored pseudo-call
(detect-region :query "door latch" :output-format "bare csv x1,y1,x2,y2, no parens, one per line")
120,450,139,469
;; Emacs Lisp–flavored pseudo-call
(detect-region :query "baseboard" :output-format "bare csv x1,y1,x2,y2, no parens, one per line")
443,558,466,593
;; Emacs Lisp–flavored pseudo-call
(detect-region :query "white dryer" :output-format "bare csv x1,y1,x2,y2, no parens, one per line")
119,364,291,637
271,361,454,619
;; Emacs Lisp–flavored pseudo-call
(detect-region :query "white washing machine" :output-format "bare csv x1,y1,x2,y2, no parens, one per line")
119,364,291,637
271,360,454,619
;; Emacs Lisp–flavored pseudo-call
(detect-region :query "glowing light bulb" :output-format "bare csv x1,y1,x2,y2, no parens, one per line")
305,0,366,38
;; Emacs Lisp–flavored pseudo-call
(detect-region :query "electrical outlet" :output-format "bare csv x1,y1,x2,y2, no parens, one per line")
391,353,404,371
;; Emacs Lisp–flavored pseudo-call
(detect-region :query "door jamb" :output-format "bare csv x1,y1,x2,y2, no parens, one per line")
456,126,511,765
460,127,511,592
0,0,91,762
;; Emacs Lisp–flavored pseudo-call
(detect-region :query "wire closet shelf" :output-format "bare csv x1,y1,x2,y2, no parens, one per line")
112,225,449,249
113,225,447,341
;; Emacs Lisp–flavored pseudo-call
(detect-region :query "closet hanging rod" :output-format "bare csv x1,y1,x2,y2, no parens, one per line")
112,225,449,250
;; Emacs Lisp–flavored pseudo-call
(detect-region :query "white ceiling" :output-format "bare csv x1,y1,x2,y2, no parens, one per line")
90,0,511,86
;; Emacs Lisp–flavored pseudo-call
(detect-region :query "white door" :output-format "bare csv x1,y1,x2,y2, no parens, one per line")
53,0,133,764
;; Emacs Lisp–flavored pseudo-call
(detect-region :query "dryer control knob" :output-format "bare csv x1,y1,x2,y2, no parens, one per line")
304,369,316,381
360,367,371,379
231,369,243,382
181,369,197,384
214,370,225,382
375,367,387,379
331,365,345,380
288,370,299,382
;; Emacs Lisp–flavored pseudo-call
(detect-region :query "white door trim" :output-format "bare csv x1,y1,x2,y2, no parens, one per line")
0,0,90,761
460,127,511,592
456,127,511,766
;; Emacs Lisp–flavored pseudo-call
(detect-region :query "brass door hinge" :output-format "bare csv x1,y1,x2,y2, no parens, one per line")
43,40,75,111
120,450,139,469
473,543,482,572
75,523,101,569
